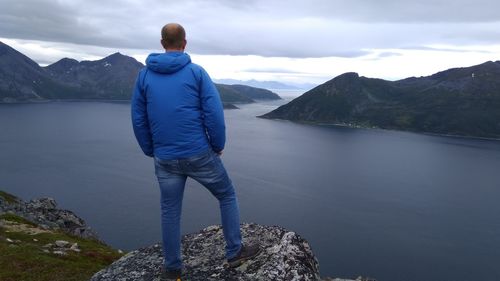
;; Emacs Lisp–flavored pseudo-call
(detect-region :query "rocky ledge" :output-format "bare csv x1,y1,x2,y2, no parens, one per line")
0,191,98,239
91,223,321,281
1,191,368,281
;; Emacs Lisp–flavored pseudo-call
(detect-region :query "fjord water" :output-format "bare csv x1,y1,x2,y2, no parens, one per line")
1,98,499,281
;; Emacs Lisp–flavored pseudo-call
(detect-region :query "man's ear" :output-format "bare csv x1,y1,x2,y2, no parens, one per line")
160,39,167,50
181,40,187,51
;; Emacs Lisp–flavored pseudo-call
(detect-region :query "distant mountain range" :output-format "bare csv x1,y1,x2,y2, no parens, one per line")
214,78,316,90
260,61,500,139
0,42,280,106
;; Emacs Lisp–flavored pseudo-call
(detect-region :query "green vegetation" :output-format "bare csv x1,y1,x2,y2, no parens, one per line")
0,222,123,281
0,213,37,227
0,190,19,204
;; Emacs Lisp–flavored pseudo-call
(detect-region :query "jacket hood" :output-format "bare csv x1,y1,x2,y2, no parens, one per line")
146,52,191,74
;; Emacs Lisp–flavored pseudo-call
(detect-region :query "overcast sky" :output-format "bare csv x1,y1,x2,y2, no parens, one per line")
1,0,500,85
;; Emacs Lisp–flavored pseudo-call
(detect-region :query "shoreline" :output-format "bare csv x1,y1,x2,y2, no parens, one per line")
258,116,500,142
3,100,499,142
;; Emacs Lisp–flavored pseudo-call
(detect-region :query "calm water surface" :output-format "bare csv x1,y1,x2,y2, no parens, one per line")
1,98,499,281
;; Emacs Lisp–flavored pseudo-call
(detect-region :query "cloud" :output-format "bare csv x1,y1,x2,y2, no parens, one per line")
0,1,108,46
242,67,308,74
400,45,494,53
377,52,402,58
1,0,500,59
0,0,159,49
269,0,500,23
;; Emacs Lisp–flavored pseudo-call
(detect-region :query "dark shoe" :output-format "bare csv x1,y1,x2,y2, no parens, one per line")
160,267,182,281
227,243,262,268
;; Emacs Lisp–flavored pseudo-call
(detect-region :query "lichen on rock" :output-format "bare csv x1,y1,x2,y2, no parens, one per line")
91,223,321,281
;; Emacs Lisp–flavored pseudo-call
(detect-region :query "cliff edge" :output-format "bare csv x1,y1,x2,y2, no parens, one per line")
0,190,98,240
91,223,321,281
1,190,367,281
0,190,122,281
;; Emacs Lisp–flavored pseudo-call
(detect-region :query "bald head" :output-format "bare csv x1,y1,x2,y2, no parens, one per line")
161,23,186,51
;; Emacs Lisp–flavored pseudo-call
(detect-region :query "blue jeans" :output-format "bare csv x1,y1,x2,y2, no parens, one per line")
154,149,242,270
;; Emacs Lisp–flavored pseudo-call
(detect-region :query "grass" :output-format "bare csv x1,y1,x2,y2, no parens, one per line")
0,223,124,281
0,190,19,204
0,213,38,227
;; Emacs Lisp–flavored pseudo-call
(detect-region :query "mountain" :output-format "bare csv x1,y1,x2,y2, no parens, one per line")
214,78,316,90
223,84,282,100
0,42,279,104
44,52,144,99
260,61,500,139
44,57,79,74
216,83,281,102
0,41,144,101
215,84,255,103
0,41,66,101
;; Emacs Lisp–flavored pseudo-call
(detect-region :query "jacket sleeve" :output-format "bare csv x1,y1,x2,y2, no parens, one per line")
199,68,226,153
131,70,154,157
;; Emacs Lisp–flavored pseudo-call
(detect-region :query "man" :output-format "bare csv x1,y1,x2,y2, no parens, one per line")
131,23,260,280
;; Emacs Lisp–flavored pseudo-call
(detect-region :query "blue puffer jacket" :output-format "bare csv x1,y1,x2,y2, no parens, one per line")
131,52,225,159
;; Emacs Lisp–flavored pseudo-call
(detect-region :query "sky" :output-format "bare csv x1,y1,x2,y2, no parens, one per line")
1,0,500,86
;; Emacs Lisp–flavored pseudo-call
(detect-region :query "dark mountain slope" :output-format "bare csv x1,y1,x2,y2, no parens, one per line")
0,42,278,104
215,84,255,104
44,57,79,74
222,84,281,100
261,61,500,138
0,41,69,101
44,52,144,99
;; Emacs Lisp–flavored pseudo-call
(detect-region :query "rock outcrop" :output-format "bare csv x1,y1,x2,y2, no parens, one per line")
1,190,123,281
0,192,98,239
1,190,369,281
91,223,321,281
